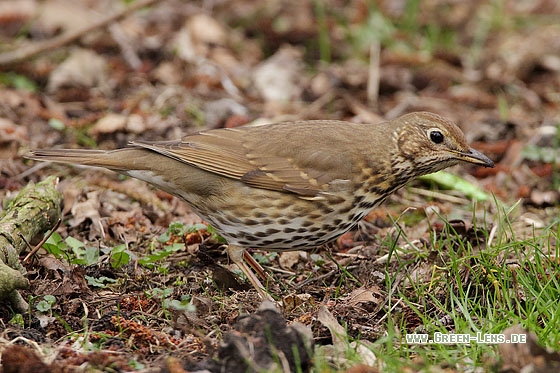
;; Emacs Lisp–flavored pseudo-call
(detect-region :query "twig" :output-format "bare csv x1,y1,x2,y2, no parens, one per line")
487,222,498,248
292,269,337,289
0,0,160,66
367,40,380,106
23,218,62,263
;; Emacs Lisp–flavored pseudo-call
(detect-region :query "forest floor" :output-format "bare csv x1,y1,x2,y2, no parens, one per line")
1,0,560,372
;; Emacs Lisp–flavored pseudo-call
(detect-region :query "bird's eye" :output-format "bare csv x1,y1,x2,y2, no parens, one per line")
429,130,444,144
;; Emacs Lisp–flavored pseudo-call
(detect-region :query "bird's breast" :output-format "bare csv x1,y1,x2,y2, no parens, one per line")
191,182,378,250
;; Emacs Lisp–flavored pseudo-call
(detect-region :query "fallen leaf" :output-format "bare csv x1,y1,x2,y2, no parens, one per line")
253,45,304,102
279,251,303,269
88,113,127,135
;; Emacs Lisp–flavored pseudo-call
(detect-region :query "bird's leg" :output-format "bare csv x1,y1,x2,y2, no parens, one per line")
227,244,274,302
242,250,269,282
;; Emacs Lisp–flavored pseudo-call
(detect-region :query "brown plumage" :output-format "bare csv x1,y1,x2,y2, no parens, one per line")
26,112,494,298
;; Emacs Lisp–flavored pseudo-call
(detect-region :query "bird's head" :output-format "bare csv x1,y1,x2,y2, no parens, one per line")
393,112,494,176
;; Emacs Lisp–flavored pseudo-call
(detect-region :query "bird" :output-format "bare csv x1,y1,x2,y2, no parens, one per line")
26,112,494,299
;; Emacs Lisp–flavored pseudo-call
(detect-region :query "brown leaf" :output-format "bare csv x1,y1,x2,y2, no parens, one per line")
343,286,382,307
279,251,303,269
253,45,304,102
47,49,109,93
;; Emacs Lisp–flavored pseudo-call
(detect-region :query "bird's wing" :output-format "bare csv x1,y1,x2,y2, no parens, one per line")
131,121,359,197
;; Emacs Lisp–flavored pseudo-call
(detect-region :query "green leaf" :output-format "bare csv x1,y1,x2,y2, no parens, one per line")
157,231,171,243
85,275,117,288
9,314,24,327
43,232,66,258
69,244,99,266
48,118,66,131
65,236,84,250
158,222,210,243
166,299,196,312
0,72,38,92
168,221,187,235
419,171,491,201
43,295,56,305
36,300,52,313
128,360,145,370
110,244,131,268
186,223,208,233
206,224,227,243
138,243,184,266
148,287,174,299
84,246,99,265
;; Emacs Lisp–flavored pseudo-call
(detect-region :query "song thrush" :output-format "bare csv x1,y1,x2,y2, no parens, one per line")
26,112,494,298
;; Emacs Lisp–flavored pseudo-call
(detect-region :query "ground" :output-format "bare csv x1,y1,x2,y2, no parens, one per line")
1,0,560,372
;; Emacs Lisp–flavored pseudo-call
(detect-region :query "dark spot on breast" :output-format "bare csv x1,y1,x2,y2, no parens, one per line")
283,227,296,233
215,215,230,225
302,220,314,227
333,219,343,225
320,206,335,214
296,227,307,233
353,195,365,204
243,236,260,242
367,185,386,196
277,201,293,209
309,226,321,232
338,205,354,214
265,228,280,235
358,201,378,209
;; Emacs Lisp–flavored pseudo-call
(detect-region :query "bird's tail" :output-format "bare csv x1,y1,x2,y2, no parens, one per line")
24,148,144,171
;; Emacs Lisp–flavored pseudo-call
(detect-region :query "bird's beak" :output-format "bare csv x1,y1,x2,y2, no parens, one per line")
456,148,495,168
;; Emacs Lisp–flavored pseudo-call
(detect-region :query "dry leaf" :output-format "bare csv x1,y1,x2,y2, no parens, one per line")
253,45,304,102
282,293,314,313
88,113,127,135
344,286,382,307
47,49,109,93
69,191,104,239
279,250,304,269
